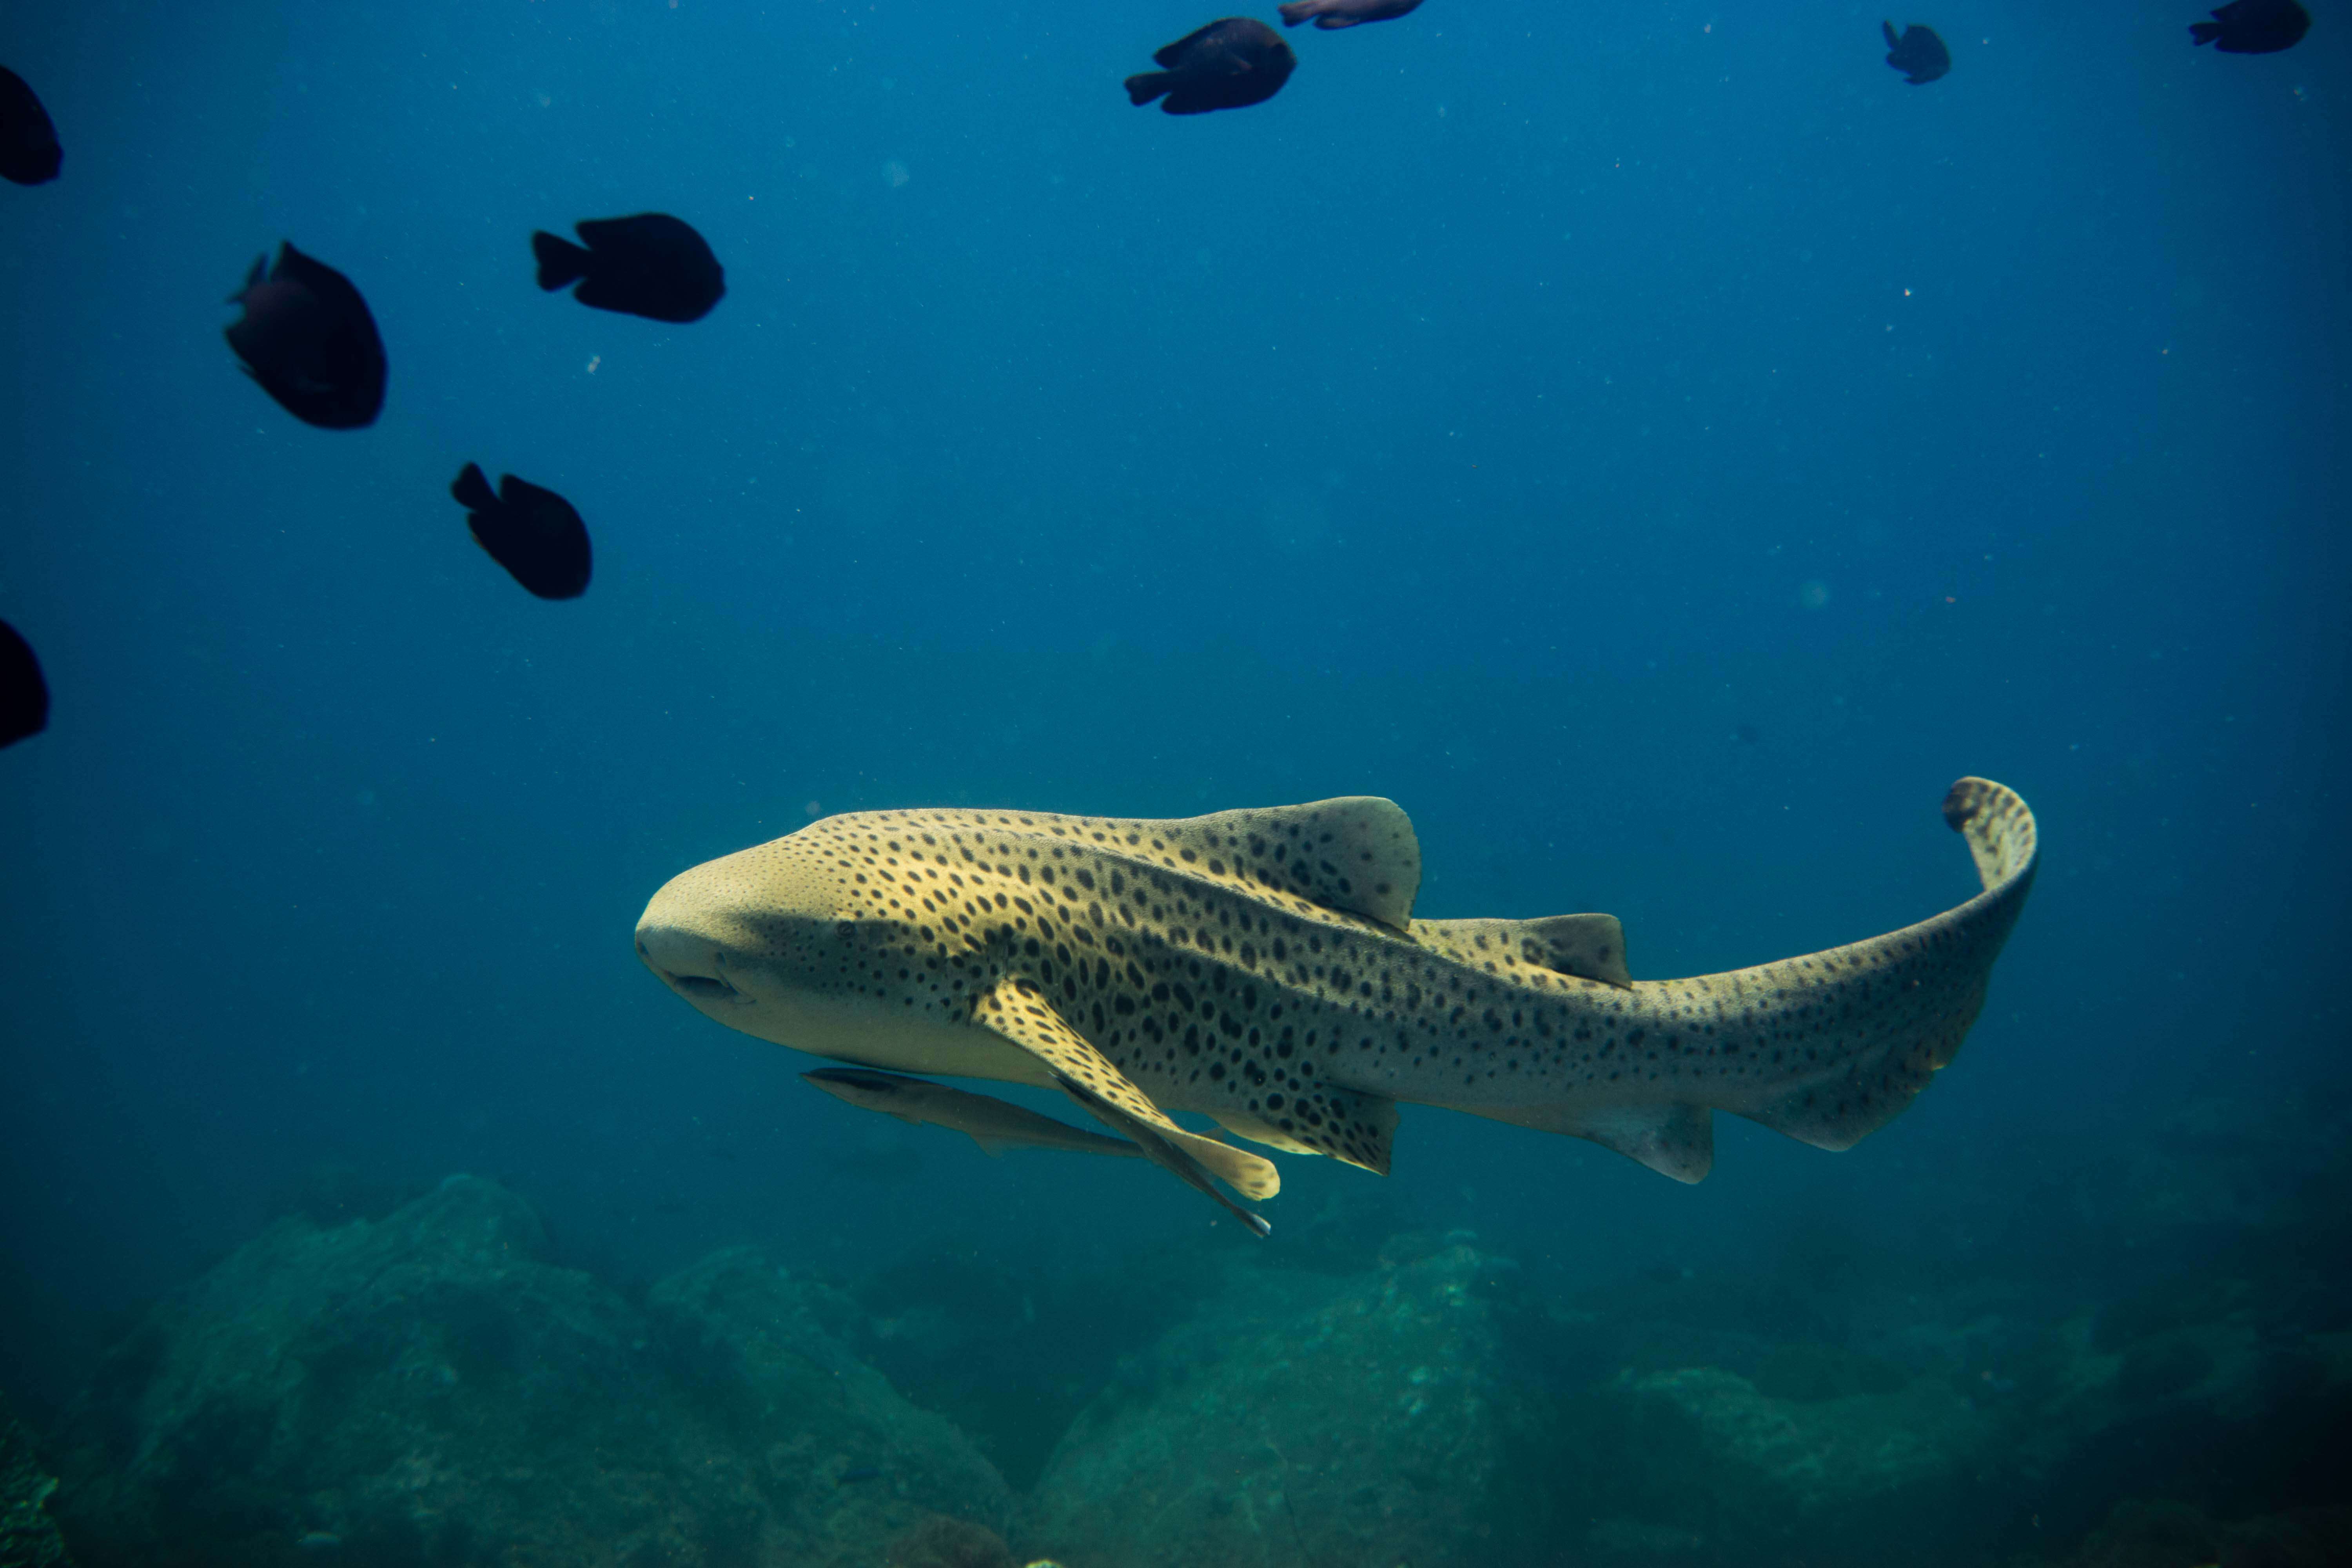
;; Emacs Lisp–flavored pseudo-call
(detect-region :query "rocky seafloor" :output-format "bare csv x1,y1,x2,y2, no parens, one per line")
5,1100,2349,1568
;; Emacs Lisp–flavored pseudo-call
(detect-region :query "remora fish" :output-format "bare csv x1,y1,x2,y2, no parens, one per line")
804,1067,1147,1160
1277,0,1424,29
637,779,2036,1237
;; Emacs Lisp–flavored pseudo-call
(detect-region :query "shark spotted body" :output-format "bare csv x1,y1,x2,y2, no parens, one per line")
636,778,2036,1235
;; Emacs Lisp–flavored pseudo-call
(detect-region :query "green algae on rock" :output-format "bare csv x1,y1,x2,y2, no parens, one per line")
1,1392,69,1568
650,1246,1017,1555
52,1176,1011,1568
1026,1243,1561,1568
1579,1362,1997,1557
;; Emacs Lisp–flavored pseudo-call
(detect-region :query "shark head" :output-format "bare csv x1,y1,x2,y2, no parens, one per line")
633,820,1040,1081
635,831,863,1036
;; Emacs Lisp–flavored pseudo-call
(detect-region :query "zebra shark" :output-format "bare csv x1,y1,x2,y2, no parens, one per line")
635,778,2036,1236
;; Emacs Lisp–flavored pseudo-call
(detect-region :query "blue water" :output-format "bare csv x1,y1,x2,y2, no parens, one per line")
1,0,2345,1452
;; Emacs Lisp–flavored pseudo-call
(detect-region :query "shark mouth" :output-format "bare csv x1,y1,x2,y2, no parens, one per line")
636,935,745,1003
664,972,739,1001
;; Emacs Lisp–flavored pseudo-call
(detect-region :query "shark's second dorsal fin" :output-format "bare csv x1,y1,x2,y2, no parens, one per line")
1410,913,1632,989
1144,797,1422,932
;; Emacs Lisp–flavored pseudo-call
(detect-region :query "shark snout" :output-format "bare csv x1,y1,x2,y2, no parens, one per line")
637,837,842,1017
635,875,754,1004
634,917,743,1002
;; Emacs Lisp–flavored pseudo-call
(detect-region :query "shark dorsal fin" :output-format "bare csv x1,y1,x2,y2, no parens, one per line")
1148,797,1421,932
1409,913,1632,988
1519,913,1632,987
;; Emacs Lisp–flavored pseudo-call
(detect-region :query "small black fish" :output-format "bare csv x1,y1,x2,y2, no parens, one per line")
1277,0,1423,28
451,463,592,600
0,66,61,185
1882,21,1951,83
0,619,47,749
2190,0,2310,52
532,214,725,324
1127,19,1297,114
225,243,388,429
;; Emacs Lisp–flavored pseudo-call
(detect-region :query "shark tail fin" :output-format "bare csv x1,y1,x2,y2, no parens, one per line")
1728,777,2038,1152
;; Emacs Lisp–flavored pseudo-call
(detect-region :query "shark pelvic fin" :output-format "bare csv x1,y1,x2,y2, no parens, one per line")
1207,1085,1397,1176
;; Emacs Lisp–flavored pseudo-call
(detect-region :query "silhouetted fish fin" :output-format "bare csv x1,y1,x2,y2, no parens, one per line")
229,254,266,303
1883,18,1900,48
1154,24,1228,65
1125,71,1175,106
532,230,590,291
450,462,497,513
2189,20,2224,42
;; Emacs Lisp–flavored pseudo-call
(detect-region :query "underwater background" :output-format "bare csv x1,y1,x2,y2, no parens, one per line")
2,1,2347,1564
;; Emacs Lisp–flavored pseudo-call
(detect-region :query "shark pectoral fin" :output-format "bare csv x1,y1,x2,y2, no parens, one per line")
1208,1086,1397,1177
1163,1126,1279,1201
1460,1100,1715,1183
974,976,1277,1233
965,1131,1010,1158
